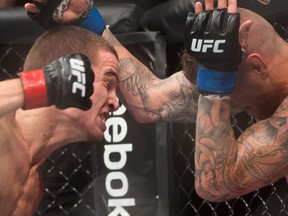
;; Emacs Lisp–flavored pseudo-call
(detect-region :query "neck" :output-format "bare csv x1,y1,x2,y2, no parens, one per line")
15,108,87,166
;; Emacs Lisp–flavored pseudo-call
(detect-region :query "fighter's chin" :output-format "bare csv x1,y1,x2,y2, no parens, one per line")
87,133,104,142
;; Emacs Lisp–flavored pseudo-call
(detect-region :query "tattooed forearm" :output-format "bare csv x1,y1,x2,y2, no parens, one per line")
144,74,199,122
237,116,288,182
195,95,241,201
195,95,288,202
103,28,199,122
120,58,199,122
119,58,198,122
102,29,122,46
118,58,156,97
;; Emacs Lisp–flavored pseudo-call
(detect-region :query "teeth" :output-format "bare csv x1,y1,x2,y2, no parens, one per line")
100,114,107,123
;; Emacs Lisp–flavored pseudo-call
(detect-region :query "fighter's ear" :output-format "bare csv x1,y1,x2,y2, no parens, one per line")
239,20,252,57
246,53,268,79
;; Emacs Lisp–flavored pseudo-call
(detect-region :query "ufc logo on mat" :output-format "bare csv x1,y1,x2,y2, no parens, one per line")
191,38,226,53
70,58,86,97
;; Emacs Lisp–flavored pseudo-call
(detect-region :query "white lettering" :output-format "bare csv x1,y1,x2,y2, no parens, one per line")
201,39,214,52
213,40,226,53
106,172,129,197
108,199,136,216
70,58,86,97
112,103,127,116
104,144,133,170
191,38,202,52
103,104,136,215
70,58,85,71
108,198,136,207
191,38,226,53
72,82,86,97
104,117,128,143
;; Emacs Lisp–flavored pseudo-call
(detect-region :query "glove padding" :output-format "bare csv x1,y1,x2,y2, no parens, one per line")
27,0,70,29
20,54,94,110
27,0,105,34
184,8,241,94
184,8,241,72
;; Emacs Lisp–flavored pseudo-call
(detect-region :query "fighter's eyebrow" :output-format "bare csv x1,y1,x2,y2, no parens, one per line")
105,71,119,83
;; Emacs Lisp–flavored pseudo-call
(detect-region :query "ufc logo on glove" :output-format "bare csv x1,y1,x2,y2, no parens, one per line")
190,39,226,53
184,8,242,94
70,58,87,97
184,9,241,69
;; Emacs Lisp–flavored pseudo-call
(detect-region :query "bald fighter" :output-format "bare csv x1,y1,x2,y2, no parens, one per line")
184,0,288,202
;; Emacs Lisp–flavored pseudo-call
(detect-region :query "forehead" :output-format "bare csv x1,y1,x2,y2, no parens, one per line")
91,50,119,80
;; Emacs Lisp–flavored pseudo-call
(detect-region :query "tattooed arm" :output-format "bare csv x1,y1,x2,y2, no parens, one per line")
102,29,199,123
195,95,288,202
24,1,199,123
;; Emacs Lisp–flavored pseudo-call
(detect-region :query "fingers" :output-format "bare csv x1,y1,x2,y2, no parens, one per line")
204,0,215,10
227,0,237,13
217,0,227,9
24,3,40,13
196,0,238,13
195,2,203,14
24,0,47,13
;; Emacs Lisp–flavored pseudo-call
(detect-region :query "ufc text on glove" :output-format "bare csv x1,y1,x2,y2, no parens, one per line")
184,8,242,95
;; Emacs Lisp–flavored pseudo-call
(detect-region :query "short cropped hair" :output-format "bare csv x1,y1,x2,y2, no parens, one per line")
24,25,118,70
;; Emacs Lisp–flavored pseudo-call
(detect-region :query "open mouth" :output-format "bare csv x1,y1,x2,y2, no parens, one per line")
99,112,109,124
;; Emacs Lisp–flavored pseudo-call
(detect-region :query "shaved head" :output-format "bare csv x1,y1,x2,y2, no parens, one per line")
238,8,285,58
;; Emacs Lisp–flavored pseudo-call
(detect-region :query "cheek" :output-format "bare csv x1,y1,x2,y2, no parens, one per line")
235,72,261,98
92,83,109,106
232,77,249,100
78,116,103,140
232,83,255,109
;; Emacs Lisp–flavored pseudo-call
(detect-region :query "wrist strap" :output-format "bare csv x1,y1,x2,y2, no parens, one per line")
197,66,237,94
20,70,48,110
79,6,105,35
